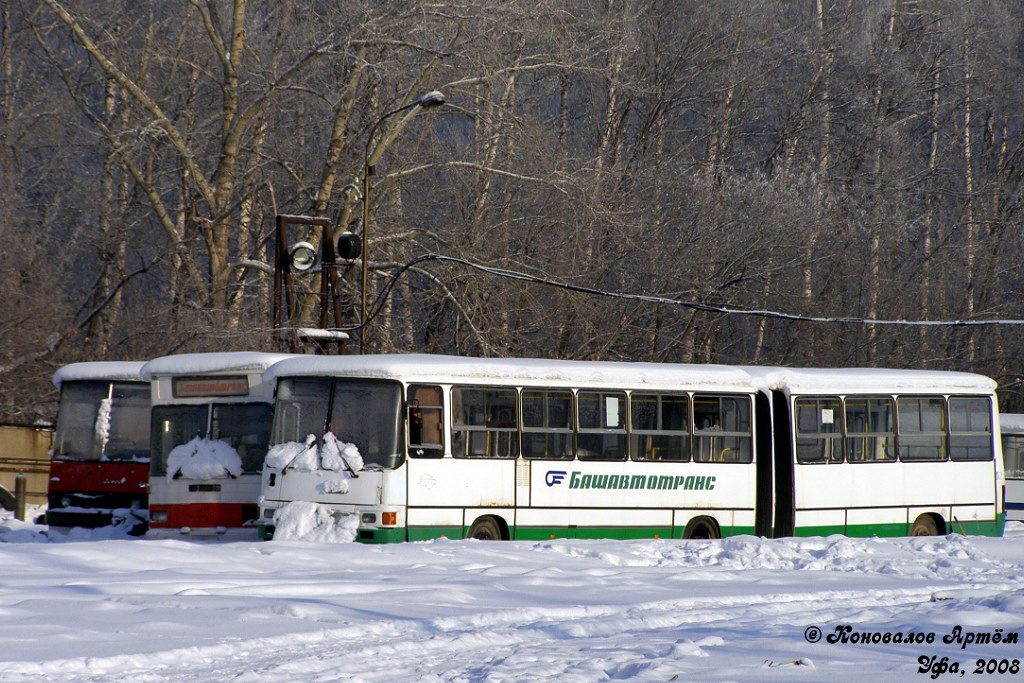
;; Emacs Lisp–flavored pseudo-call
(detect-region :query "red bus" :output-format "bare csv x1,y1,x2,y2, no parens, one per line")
47,362,151,535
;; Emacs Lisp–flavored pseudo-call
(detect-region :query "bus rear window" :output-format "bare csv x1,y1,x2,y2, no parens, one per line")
949,397,993,461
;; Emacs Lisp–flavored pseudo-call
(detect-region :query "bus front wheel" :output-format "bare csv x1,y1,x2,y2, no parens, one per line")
468,517,504,541
683,516,720,540
911,515,940,537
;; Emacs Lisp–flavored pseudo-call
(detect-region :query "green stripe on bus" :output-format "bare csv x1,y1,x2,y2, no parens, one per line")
406,526,463,542
403,524,756,541
355,527,408,544
354,514,1004,543
793,518,1004,538
511,526,677,541
951,515,1004,537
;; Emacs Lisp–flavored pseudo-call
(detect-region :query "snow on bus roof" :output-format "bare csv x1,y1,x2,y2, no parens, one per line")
52,361,147,388
263,354,758,390
264,355,997,395
999,413,1024,433
141,352,296,380
744,365,997,394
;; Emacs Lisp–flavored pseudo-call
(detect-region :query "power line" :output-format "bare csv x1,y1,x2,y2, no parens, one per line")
348,253,1024,331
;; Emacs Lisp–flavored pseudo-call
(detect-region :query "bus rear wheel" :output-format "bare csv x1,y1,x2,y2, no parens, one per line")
683,517,720,540
911,515,939,537
468,517,503,541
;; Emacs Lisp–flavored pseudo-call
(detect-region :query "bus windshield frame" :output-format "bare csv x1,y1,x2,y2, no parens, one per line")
150,403,274,476
52,380,150,463
271,377,404,470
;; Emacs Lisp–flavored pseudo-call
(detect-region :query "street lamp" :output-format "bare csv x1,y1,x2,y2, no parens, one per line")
360,90,446,353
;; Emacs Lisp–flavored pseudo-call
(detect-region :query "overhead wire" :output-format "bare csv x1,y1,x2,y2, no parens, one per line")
339,253,1024,332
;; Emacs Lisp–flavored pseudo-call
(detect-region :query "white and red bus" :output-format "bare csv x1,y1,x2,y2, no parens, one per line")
143,352,291,538
48,361,151,534
256,355,1004,542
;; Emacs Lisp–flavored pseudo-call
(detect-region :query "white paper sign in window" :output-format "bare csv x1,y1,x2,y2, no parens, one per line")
606,397,620,428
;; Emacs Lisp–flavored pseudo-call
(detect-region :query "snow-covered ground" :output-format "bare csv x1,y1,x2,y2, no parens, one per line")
1,508,1022,682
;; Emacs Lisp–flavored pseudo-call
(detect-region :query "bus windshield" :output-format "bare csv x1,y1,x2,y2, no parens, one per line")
272,377,403,469
53,381,150,462
151,403,274,476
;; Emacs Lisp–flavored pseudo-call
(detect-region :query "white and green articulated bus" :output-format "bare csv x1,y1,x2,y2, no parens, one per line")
747,366,1005,537
257,355,1005,542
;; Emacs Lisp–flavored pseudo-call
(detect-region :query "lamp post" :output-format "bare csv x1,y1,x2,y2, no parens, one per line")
360,89,446,353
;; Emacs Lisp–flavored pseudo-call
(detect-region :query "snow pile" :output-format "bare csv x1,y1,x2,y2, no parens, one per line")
0,506,49,543
270,501,358,543
265,435,318,471
320,432,363,472
531,533,1013,581
0,514,1022,682
166,437,243,481
94,397,111,460
318,478,349,494
264,433,363,482
0,506,141,543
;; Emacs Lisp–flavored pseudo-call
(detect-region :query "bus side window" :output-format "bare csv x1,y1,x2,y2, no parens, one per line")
896,396,946,462
693,395,752,463
1003,434,1024,477
577,391,627,460
408,385,443,458
451,386,518,458
845,397,895,462
795,397,843,464
522,389,574,460
629,393,689,461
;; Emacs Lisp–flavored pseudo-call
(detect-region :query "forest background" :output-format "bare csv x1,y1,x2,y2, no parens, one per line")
2,0,1023,425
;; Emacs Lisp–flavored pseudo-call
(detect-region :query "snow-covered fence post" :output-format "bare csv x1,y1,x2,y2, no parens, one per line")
14,472,26,521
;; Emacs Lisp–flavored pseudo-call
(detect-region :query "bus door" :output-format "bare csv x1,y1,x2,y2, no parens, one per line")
407,385,516,533
772,390,795,537
754,391,774,538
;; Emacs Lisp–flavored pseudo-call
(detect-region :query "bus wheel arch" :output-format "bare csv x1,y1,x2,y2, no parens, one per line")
468,515,507,541
683,516,720,540
911,514,943,537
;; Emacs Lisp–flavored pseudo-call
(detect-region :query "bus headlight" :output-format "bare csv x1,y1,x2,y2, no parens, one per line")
361,512,376,525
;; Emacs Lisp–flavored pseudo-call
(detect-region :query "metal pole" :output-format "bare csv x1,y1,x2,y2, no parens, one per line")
14,472,26,522
360,91,446,354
